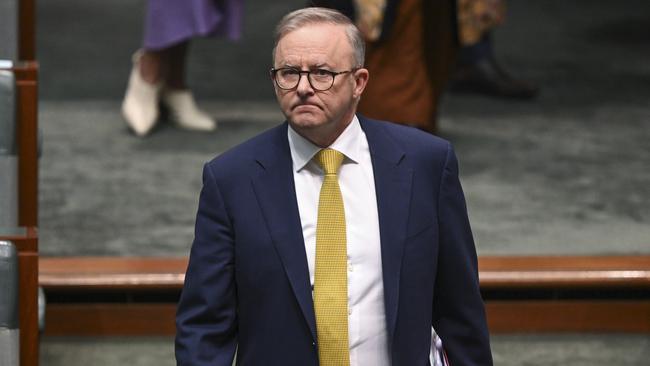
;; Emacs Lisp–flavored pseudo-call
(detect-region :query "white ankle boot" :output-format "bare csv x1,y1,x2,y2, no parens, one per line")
121,51,162,137
161,89,217,131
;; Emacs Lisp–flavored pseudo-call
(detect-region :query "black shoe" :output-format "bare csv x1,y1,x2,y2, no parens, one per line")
450,57,539,100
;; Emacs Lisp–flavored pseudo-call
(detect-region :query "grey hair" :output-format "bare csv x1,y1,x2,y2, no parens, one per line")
272,7,365,68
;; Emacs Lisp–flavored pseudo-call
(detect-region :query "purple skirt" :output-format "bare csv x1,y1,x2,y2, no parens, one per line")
143,0,244,50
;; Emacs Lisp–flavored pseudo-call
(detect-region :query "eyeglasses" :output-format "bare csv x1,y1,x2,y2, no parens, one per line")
270,67,357,91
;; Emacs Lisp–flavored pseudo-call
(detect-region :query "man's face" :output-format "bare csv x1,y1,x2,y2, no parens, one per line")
272,23,368,145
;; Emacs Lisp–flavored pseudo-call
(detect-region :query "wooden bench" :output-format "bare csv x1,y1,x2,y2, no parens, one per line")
39,255,650,335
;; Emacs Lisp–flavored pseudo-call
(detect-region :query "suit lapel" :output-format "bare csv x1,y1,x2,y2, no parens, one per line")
250,123,317,341
360,117,413,343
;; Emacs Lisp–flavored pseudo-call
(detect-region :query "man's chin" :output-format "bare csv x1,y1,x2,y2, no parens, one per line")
288,115,325,129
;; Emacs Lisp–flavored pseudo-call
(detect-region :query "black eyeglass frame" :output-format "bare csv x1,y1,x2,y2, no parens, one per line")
270,67,358,91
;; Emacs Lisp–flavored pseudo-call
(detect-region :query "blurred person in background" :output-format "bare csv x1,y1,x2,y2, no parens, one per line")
121,0,243,137
450,0,539,99
310,0,538,138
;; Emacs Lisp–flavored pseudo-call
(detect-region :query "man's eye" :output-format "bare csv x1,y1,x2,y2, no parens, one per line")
313,69,331,76
280,69,299,77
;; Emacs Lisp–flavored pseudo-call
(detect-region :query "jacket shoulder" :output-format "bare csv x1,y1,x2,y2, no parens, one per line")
360,116,451,160
204,123,287,180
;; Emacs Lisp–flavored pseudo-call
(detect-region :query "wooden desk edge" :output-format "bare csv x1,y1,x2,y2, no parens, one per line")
39,255,650,290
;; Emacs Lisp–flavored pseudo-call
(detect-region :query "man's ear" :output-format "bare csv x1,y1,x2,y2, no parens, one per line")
353,68,369,99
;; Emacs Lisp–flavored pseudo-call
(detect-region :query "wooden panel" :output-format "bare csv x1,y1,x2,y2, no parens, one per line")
19,0,36,60
18,253,39,366
42,300,650,336
14,62,39,227
44,304,177,336
0,228,39,366
486,300,650,333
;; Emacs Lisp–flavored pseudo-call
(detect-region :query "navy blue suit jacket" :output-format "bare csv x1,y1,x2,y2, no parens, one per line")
175,116,492,365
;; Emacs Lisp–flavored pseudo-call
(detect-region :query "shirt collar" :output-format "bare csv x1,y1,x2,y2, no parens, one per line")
288,115,362,172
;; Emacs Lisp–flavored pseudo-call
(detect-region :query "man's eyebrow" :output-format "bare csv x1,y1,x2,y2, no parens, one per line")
313,63,332,69
278,62,333,69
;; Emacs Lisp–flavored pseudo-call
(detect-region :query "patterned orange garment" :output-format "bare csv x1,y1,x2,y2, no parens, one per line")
457,0,507,45
353,0,387,41
357,0,457,133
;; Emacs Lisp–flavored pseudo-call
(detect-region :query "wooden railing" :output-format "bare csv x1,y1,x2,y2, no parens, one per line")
3,2,40,365
38,255,650,335
479,256,650,289
39,256,650,290
13,62,38,227
18,0,36,61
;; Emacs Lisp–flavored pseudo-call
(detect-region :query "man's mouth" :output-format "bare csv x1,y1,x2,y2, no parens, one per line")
293,103,321,111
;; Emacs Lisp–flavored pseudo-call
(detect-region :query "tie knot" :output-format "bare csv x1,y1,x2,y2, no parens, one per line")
315,148,344,175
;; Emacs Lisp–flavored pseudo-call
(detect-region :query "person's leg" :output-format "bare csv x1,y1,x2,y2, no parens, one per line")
124,0,219,136
162,41,189,90
122,48,164,137
136,40,189,88
138,49,165,85
450,33,539,99
457,35,492,68
123,39,215,135
452,0,539,100
158,41,216,131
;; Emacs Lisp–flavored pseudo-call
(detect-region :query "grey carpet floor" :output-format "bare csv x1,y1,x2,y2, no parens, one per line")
38,98,650,256
40,334,650,366
39,101,279,256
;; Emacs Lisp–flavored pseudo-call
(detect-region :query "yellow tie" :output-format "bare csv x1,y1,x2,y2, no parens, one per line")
313,148,350,366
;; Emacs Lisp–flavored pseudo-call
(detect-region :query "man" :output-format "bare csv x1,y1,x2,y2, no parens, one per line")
175,7,492,366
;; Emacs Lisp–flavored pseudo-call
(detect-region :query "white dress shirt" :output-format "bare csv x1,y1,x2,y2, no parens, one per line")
288,116,391,366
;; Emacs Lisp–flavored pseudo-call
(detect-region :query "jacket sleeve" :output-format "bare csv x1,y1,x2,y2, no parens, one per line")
432,143,493,365
175,163,238,366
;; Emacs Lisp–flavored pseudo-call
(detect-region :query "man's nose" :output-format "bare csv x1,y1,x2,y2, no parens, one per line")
296,74,314,96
